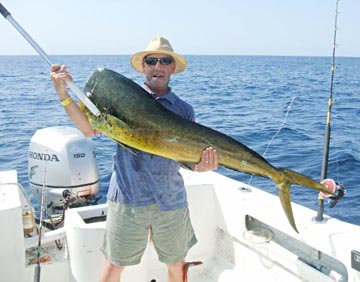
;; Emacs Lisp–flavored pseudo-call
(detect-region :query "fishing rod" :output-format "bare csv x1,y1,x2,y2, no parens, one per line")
0,2,101,117
315,0,345,222
321,0,339,181
34,156,48,282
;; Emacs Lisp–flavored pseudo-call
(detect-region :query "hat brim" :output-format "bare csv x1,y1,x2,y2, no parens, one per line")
130,50,187,74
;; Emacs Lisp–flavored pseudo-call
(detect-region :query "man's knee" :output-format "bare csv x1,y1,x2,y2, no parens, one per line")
99,259,125,282
105,259,124,271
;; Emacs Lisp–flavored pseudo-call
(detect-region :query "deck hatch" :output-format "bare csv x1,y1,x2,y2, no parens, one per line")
245,215,348,281
351,250,360,272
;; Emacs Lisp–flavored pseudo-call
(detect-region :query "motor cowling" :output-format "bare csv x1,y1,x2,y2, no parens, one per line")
28,126,99,212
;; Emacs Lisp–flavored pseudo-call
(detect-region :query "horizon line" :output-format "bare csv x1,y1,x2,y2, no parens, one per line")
1,54,359,58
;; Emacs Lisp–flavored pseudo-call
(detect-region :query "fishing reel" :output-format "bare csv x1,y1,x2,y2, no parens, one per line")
60,189,102,209
320,179,346,208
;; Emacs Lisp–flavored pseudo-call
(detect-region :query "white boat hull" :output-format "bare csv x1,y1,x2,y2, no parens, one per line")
1,169,359,281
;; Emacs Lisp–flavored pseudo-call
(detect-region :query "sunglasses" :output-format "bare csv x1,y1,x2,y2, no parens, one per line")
143,56,174,66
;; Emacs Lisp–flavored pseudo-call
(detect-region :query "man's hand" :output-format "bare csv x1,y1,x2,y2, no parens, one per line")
50,64,73,100
193,147,219,172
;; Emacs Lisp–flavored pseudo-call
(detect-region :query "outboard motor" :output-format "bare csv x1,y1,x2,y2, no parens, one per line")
28,126,99,214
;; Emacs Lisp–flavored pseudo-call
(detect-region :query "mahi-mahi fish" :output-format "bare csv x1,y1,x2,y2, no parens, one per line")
80,68,332,233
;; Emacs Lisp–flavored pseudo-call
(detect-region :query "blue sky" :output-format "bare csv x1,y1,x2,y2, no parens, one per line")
1,0,359,57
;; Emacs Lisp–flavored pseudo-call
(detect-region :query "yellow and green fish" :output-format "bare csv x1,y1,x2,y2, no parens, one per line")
81,68,332,233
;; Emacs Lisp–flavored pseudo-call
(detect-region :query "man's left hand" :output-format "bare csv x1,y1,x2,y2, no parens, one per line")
193,147,219,172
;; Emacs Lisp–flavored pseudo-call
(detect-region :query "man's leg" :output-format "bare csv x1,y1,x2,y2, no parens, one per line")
100,202,150,281
167,259,185,282
99,258,125,282
151,207,197,282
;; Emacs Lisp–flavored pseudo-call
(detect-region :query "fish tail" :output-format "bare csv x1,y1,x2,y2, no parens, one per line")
279,168,333,195
273,176,298,233
273,168,333,233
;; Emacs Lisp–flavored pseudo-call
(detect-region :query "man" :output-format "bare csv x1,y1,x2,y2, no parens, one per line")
50,37,219,282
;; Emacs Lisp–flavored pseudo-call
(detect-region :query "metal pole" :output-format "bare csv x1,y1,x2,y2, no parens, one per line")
316,0,340,222
0,3,101,116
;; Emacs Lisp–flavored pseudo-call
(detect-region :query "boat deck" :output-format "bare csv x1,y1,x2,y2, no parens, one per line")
1,169,360,281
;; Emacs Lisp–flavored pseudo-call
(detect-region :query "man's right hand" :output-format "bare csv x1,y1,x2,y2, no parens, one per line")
50,64,73,100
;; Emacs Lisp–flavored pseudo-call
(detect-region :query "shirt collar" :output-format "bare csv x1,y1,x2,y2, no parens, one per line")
145,86,176,105
157,88,176,104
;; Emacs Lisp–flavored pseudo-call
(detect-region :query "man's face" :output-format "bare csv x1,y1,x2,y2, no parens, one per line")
142,53,176,95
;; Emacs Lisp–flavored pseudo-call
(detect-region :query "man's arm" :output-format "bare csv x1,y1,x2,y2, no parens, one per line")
50,64,95,137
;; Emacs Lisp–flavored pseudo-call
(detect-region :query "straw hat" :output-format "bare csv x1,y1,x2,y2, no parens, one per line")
130,37,187,74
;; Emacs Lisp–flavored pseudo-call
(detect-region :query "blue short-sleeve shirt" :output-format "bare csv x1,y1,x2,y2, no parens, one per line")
107,88,195,211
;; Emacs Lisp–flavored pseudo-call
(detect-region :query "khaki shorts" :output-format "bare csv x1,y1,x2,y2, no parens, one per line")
101,201,197,266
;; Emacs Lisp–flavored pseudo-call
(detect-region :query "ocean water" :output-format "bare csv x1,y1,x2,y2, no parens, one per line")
0,55,359,226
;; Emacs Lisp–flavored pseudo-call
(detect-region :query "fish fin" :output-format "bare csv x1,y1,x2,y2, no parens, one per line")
116,141,136,155
275,180,298,233
181,162,197,170
274,168,334,233
102,112,131,129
